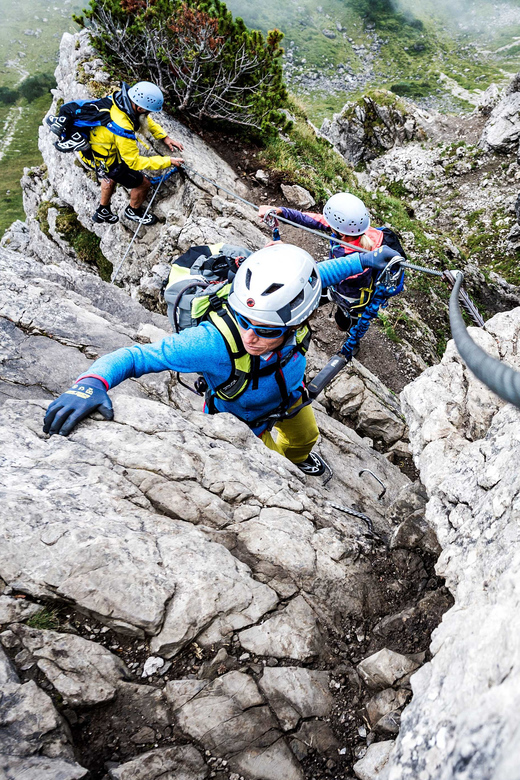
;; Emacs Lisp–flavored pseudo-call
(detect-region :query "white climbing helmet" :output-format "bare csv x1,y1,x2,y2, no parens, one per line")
323,192,370,236
227,244,321,327
128,81,164,112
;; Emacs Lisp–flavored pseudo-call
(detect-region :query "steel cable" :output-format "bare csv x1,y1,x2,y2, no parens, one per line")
449,272,520,409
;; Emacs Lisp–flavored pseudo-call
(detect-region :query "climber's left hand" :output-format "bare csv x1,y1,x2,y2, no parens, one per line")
164,136,184,152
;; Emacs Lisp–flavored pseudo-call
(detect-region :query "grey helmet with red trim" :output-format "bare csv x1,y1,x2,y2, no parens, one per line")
323,192,370,236
227,243,321,327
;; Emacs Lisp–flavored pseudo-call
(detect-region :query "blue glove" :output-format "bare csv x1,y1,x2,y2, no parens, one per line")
43,377,113,437
361,245,402,271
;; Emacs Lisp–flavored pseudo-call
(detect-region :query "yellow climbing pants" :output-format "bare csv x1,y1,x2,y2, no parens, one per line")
261,400,319,464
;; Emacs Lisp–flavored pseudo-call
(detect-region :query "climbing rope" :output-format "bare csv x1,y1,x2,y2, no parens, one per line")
111,168,177,284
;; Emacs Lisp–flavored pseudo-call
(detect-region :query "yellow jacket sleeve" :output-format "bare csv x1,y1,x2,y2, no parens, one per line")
114,134,171,171
147,115,168,140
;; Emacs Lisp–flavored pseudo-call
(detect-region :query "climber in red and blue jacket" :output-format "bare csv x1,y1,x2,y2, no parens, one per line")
259,192,407,332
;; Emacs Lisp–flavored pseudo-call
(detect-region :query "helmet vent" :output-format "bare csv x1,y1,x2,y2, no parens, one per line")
262,283,284,296
290,290,305,309
245,268,252,289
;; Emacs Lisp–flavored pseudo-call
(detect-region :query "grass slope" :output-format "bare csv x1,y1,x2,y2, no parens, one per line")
0,0,82,234
226,0,520,120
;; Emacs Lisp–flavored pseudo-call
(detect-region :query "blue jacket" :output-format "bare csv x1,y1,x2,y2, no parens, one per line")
81,254,364,434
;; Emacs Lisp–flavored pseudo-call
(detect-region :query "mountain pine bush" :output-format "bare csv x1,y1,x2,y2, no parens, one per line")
76,0,289,137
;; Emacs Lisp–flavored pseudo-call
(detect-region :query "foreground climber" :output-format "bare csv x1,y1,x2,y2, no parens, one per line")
43,243,400,474
47,81,184,226
259,192,406,332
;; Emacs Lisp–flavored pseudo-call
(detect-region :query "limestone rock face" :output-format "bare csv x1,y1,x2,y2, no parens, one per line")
320,92,424,165
280,184,316,209
258,667,333,730
5,624,130,706
382,307,520,778
480,71,520,152
0,218,416,777
107,745,208,780
0,648,87,778
167,671,303,780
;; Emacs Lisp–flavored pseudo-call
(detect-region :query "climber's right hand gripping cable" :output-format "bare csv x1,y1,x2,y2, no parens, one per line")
43,377,113,437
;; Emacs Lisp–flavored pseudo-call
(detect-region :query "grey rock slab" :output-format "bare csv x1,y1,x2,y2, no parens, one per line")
168,671,280,758
365,688,410,728
280,184,315,209
0,756,88,780
0,645,19,684
166,679,209,711
479,92,520,152
230,508,317,582
357,649,420,689
353,741,394,780
386,306,520,779
258,666,333,730
1,402,277,651
0,595,41,625
291,720,340,757
239,596,322,660
0,672,86,777
9,624,129,706
231,738,304,780
373,710,401,736
145,479,233,528
107,745,207,780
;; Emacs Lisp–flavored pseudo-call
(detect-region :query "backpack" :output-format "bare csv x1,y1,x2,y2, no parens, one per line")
163,244,312,413
51,95,138,151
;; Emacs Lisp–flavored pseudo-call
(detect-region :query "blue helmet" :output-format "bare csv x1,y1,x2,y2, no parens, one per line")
128,82,164,112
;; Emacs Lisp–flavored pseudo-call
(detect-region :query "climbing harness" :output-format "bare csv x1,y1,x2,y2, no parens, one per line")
111,167,177,284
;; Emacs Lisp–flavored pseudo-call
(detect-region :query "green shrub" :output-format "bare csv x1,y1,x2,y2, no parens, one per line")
26,607,61,630
18,73,56,102
0,87,18,105
76,0,288,138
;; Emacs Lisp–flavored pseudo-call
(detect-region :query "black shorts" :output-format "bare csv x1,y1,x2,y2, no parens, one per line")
104,161,144,188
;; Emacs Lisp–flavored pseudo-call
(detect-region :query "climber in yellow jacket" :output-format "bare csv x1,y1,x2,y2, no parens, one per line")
77,82,184,226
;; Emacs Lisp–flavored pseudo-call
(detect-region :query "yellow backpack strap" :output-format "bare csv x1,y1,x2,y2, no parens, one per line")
206,308,252,401
296,323,311,354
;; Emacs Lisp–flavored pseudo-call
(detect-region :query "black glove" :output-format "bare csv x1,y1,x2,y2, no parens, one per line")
361,245,402,271
43,377,113,437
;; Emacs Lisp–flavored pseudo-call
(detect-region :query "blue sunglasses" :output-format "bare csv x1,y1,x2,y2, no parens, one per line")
233,310,289,339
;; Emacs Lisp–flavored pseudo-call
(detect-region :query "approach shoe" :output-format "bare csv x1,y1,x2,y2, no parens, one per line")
124,205,159,226
46,114,68,136
295,452,327,476
55,132,91,153
92,206,119,224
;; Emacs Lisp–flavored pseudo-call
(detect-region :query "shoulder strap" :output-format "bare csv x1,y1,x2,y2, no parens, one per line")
206,308,252,402
105,120,136,140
